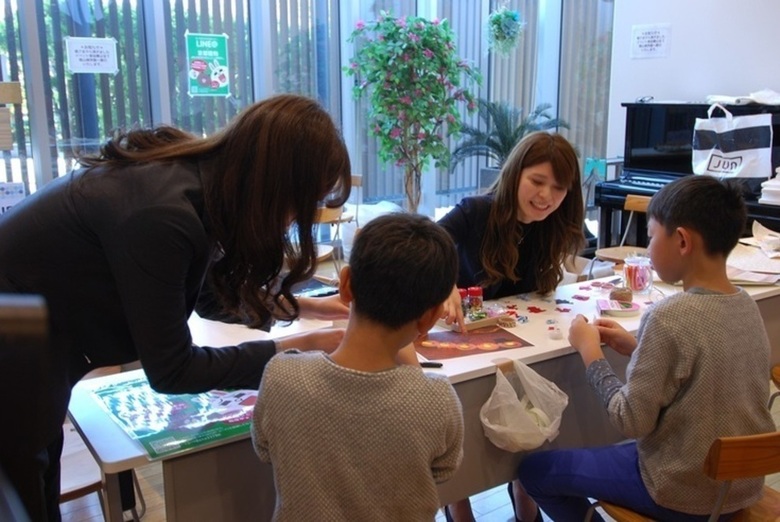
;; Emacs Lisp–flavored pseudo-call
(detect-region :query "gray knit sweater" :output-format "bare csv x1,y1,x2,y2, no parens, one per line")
251,351,464,521
586,288,775,515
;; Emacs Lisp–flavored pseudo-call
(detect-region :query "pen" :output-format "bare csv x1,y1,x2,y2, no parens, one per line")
420,361,443,368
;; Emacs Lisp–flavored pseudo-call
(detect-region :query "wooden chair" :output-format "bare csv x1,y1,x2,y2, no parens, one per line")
60,423,105,514
314,174,363,270
584,431,780,522
587,194,651,280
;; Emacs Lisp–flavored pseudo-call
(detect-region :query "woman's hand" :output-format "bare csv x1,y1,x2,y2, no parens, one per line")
275,327,345,353
296,294,349,321
440,286,466,333
594,318,638,356
568,315,604,368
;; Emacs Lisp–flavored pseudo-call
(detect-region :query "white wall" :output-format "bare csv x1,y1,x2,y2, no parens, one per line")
607,1,780,159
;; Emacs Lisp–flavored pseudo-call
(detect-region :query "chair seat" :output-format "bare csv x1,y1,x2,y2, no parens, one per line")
596,486,780,522
594,246,648,264
731,485,780,521
597,501,653,522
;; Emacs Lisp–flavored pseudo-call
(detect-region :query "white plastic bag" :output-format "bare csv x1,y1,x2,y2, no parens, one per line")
480,359,568,452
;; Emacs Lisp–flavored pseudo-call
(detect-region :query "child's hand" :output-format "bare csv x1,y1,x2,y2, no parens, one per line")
440,286,467,334
568,315,604,368
594,318,638,356
275,327,345,353
296,294,349,321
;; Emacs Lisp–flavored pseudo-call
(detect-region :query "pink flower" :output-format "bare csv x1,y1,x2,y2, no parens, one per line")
355,20,365,30
397,18,407,28
402,54,410,62
390,128,402,138
399,96,412,105
374,124,381,133
433,18,440,25
417,132,426,139
409,33,420,43
398,111,406,121
350,62,358,70
447,114,456,124
423,49,434,59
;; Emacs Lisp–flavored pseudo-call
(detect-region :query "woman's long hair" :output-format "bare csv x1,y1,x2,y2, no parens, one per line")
79,94,351,327
482,132,584,294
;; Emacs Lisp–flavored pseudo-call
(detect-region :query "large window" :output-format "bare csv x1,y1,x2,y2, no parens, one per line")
2,0,613,218
164,0,253,135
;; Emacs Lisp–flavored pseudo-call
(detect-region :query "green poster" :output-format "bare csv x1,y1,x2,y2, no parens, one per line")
185,32,230,97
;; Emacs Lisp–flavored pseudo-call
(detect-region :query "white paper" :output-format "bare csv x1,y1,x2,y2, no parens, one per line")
65,37,118,74
630,24,670,59
728,243,780,274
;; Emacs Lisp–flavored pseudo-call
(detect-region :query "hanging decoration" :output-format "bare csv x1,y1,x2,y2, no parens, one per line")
487,5,523,55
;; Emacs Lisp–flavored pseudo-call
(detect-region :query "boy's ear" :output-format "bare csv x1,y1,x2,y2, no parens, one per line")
338,266,353,303
675,226,694,256
416,303,444,334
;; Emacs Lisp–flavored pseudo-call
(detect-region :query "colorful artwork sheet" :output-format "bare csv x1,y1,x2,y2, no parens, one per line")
91,377,256,460
414,324,532,361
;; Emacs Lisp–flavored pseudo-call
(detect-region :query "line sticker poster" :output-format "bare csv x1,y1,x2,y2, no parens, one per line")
185,32,230,97
92,376,256,460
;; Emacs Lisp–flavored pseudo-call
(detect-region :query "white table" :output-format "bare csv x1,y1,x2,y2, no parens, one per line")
68,279,780,521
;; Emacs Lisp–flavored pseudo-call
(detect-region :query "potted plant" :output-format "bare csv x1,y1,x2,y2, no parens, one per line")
345,11,481,213
450,98,568,189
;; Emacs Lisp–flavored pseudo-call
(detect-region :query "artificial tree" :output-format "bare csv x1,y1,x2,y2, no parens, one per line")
345,11,481,213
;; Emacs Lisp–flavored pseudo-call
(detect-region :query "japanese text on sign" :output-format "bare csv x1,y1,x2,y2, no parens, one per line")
630,24,671,59
65,37,119,74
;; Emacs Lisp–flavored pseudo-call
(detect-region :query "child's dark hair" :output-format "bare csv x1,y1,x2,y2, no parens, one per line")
647,176,746,256
348,213,458,329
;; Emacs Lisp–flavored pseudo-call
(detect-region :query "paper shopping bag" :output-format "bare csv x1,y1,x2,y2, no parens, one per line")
692,103,774,197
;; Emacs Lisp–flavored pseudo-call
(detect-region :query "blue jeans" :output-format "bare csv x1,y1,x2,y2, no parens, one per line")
516,441,734,522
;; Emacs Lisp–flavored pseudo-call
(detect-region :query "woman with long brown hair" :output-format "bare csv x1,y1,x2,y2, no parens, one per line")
438,131,584,522
0,94,351,521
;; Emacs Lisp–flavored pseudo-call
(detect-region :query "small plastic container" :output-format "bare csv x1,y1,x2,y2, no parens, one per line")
458,288,468,315
467,286,483,313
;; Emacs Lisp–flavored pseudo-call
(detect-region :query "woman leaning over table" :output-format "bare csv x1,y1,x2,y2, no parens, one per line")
0,94,350,522
438,132,585,522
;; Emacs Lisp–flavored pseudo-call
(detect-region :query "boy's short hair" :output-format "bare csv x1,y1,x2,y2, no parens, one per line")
647,176,746,256
348,213,458,329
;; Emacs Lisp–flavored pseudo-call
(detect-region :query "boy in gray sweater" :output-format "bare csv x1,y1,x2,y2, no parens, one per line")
251,213,464,521
518,176,775,520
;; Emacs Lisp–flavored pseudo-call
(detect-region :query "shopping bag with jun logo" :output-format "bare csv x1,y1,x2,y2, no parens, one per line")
692,103,774,198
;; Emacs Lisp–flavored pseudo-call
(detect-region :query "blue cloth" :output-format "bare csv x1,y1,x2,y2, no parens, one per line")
517,442,735,522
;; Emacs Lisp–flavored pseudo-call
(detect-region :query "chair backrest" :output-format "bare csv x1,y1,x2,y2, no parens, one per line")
314,206,343,224
704,431,780,481
703,431,780,521
618,194,651,247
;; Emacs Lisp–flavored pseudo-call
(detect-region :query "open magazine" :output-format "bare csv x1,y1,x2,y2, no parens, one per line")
91,376,257,460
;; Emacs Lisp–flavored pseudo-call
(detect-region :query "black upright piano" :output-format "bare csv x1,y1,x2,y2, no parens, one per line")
595,102,780,248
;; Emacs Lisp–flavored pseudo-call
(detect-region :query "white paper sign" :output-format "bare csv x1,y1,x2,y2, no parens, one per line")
0,182,24,214
65,37,118,74
630,24,671,59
